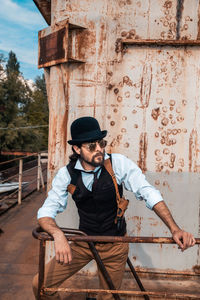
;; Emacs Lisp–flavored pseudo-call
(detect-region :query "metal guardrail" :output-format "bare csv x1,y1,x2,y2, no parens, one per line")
0,152,47,209
32,227,200,300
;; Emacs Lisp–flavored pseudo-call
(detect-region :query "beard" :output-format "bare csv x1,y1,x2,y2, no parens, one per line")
80,149,105,167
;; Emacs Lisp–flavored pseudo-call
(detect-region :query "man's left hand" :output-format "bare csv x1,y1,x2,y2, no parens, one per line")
172,229,196,251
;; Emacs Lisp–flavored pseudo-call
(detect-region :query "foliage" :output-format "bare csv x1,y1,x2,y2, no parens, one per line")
0,51,49,153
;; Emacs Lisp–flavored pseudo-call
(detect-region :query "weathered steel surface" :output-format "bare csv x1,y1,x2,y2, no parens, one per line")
34,0,200,273
33,0,51,25
122,39,200,46
38,19,85,68
39,26,67,68
43,287,200,299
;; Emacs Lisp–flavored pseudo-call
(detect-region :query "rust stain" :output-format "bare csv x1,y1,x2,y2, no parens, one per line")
132,256,136,261
161,117,169,126
189,129,198,172
151,108,160,120
156,162,164,172
164,1,173,9
163,181,172,191
98,23,106,57
160,1,176,39
197,1,200,39
39,27,66,68
115,38,122,53
110,136,121,148
121,28,137,39
114,88,119,94
117,96,122,102
110,121,115,126
76,23,96,59
122,75,133,86
138,132,148,173
193,265,200,274
140,64,152,108
107,84,115,90
60,65,70,156
176,0,184,40
132,216,143,235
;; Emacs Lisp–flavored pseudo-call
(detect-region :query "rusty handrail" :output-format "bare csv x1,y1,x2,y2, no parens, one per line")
44,287,200,299
32,227,200,244
33,227,200,300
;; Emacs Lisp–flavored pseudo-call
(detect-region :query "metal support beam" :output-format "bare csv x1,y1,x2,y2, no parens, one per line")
37,240,46,300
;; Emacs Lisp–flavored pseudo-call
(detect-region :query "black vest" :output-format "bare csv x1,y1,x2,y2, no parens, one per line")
67,158,126,236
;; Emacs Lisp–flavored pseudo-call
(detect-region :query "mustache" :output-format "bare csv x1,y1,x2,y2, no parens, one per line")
93,152,104,158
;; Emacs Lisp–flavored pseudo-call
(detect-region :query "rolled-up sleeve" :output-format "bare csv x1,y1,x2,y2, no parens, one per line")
112,153,163,209
37,166,70,219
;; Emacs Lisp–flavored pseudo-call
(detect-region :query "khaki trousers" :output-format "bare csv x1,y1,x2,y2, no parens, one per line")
32,241,129,300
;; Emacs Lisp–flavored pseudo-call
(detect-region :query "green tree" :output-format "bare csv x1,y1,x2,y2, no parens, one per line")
25,74,49,151
0,51,49,153
0,51,33,152
6,51,20,76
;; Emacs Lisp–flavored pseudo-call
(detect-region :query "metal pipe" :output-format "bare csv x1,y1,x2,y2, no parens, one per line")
32,228,200,300
43,287,200,299
127,257,150,300
61,228,121,300
32,228,200,244
88,242,121,300
0,153,37,166
37,154,41,191
37,240,46,300
122,39,200,46
18,159,23,205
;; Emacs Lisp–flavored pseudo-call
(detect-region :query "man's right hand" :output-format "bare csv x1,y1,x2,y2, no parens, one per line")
38,217,73,265
53,231,73,265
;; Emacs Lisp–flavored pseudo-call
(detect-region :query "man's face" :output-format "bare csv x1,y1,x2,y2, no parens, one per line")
73,139,107,170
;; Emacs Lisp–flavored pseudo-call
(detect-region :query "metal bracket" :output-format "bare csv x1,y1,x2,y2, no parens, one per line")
38,19,86,68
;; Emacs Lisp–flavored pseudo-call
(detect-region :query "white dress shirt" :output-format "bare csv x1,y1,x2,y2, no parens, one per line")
37,153,163,219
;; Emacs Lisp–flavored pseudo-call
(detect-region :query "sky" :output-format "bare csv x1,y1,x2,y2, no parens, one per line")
0,0,47,81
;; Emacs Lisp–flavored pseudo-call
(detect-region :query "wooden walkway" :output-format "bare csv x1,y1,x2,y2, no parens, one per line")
0,190,45,300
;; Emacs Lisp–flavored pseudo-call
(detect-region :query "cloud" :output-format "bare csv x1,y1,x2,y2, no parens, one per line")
0,0,46,29
0,23,38,65
0,0,47,79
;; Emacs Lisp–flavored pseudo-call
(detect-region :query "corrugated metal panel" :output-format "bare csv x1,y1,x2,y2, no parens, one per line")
37,0,200,273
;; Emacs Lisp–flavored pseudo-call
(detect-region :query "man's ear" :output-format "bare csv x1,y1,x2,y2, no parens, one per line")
73,145,81,155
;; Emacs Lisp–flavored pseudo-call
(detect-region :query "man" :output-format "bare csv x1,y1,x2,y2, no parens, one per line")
33,116,195,300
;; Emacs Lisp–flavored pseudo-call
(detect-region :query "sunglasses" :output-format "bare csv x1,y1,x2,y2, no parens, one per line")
81,139,107,152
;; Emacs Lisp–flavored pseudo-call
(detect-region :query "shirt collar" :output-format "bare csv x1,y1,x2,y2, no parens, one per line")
75,153,109,172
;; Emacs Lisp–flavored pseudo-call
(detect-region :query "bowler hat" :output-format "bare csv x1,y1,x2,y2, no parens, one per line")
68,116,107,145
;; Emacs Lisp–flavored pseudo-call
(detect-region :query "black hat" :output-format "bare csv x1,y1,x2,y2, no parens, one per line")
68,116,107,145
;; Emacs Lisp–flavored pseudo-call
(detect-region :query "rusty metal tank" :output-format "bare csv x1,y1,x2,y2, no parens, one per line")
34,0,200,276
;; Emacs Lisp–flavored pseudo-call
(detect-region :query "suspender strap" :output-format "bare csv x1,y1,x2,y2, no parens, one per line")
67,162,79,195
67,183,76,195
104,157,129,223
104,158,121,207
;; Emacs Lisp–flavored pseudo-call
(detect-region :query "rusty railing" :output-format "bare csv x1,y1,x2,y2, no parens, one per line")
0,152,47,209
33,227,200,300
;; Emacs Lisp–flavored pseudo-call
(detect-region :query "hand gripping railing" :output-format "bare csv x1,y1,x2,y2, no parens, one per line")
32,227,200,300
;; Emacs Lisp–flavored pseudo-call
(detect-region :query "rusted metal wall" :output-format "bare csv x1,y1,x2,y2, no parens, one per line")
41,0,200,274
